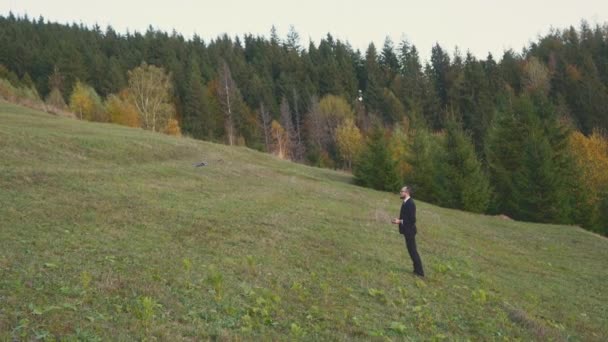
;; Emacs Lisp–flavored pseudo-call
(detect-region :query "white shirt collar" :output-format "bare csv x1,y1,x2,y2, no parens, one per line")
403,196,410,203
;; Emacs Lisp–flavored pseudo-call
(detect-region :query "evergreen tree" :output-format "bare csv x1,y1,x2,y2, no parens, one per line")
485,109,526,216
317,35,342,96
499,49,523,95
436,121,491,213
487,95,575,223
2,13,608,232
379,37,399,87
446,47,465,116
422,63,443,130
397,41,425,117
430,43,451,111
182,54,208,139
515,121,568,222
406,125,442,203
460,52,494,152
353,125,400,191
380,88,406,124
363,43,383,116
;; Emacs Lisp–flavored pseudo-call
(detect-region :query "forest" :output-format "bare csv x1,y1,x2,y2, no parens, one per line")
1,13,607,234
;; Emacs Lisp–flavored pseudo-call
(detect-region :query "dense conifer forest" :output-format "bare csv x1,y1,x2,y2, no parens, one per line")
1,13,607,234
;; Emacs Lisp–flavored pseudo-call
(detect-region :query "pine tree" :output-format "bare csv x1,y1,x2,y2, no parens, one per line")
398,41,425,117
487,94,575,223
363,43,383,116
353,125,400,191
182,54,207,139
460,52,494,152
515,121,567,222
379,37,399,87
407,126,441,203
485,109,526,216
430,43,451,111
436,121,491,213
317,35,342,96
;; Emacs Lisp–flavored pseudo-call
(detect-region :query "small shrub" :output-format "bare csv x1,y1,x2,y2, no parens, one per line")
206,268,224,301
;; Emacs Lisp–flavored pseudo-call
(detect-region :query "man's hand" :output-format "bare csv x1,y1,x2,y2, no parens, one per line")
391,218,401,224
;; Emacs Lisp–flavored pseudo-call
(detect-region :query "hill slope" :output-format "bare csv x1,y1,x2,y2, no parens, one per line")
1,101,607,340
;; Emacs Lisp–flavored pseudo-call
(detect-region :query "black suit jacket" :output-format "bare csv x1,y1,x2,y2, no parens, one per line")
399,198,417,236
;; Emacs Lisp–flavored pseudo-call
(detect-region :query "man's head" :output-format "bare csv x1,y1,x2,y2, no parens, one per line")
400,186,411,199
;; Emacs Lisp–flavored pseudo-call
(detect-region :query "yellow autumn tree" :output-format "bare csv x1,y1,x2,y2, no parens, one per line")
45,87,68,111
69,81,105,121
271,120,288,159
569,130,608,205
336,118,363,170
69,81,95,120
127,62,175,132
163,118,182,136
389,123,413,181
523,56,550,94
106,90,140,127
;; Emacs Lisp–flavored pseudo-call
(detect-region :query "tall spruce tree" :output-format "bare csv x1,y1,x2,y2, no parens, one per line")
406,125,442,203
430,43,451,112
436,120,491,213
487,94,576,223
353,125,400,191
182,54,207,139
363,43,384,116
460,52,494,152
398,41,425,117
379,37,399,87
515,120,568,222
485,109,527,216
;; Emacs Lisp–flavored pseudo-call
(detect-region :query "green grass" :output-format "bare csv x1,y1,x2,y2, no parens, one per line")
1,100,607,341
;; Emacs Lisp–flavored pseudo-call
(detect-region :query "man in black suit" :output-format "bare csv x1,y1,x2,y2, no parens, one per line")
392,186,424,277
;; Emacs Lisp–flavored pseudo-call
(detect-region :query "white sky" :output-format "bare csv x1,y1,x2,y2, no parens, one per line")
2,0,607,62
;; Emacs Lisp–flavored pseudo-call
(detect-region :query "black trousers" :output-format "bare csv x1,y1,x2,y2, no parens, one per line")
404,234,424,276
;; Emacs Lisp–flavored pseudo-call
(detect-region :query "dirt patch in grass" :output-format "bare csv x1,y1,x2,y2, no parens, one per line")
502,303,567,341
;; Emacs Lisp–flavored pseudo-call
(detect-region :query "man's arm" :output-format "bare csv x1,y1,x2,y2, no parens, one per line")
411,201,416,224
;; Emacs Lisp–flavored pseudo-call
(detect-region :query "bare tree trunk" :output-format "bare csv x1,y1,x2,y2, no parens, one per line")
280,97,297,159
224,69,233,145
292,87,305,161
218,60,236,145
259,102,271,152
306,95,323,150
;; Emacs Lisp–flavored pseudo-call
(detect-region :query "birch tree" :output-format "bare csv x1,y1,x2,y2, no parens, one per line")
336,118,363,170
217,60,238,145
127,62,175,132
271,120,288,159
292,87,305,161
259,102,272,152
280,97,296,159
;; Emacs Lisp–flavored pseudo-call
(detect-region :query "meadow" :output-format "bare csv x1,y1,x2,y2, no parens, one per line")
1,101,607,340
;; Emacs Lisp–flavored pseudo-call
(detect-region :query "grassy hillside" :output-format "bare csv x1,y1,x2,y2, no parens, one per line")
1,101,607,341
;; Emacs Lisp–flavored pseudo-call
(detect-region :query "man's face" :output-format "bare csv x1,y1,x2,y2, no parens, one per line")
400,188,408,199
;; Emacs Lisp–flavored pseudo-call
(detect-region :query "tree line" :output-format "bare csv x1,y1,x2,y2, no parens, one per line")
1,13,607,234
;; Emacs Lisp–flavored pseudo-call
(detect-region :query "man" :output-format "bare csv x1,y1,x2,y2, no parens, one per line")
391,186,424,277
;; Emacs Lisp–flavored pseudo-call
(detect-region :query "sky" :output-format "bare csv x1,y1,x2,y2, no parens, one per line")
2,0,607,62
